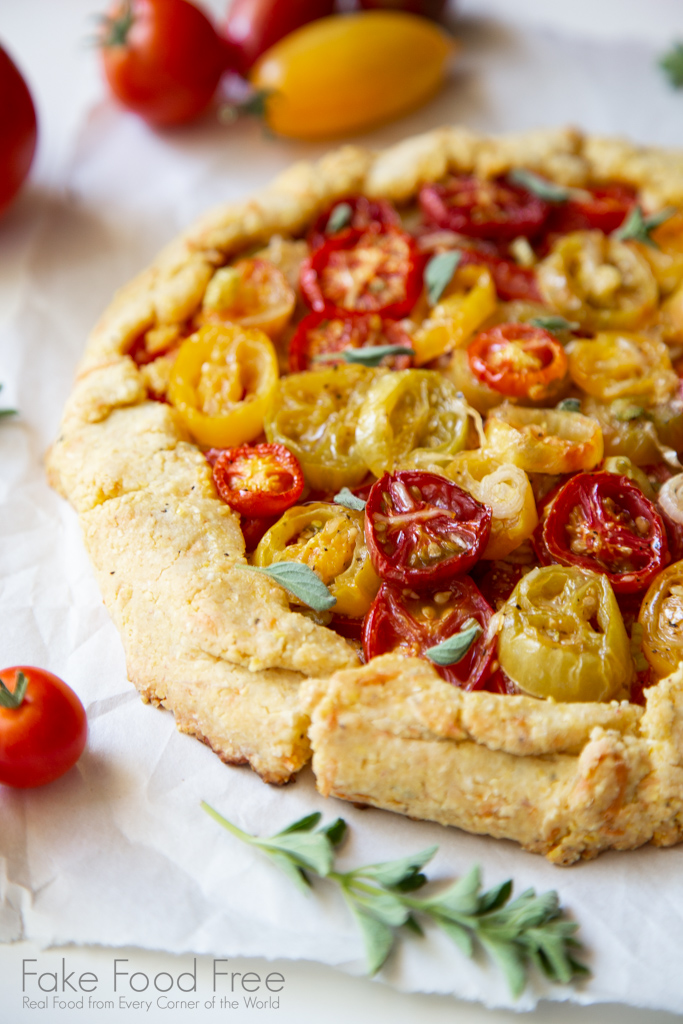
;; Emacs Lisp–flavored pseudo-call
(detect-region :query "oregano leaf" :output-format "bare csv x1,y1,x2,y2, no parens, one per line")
333,487,366,511
276,812,322,835
508,168,571,203
353,845,438,888
435,917,474,957
318,817,347,846
236,562,336,612
425,250,462,305
425,623,482,667
347,903,396,975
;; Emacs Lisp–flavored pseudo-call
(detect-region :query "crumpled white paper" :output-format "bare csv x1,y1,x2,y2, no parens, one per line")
3,5,683,1014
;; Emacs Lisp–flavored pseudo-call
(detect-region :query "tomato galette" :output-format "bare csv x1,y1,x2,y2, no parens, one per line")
48,126,683,864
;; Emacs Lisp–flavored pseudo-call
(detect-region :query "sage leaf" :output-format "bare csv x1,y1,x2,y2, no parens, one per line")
614,204,676,248
508,168,571,203
353,845,438,888
347,904,396,975
317,344,414,367
327,202,353,234
333,487,366,511
237,562,336,612
659,43,683,88
556,398,581,413
528,315,579,335
425,623,482,667
425,250,461,305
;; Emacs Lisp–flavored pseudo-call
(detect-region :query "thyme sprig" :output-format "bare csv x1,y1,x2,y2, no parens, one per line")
202,805,588,997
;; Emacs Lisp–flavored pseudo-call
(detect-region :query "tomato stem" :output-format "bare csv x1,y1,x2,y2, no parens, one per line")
0,671,27,709
218,90,272,125
99,0,134,48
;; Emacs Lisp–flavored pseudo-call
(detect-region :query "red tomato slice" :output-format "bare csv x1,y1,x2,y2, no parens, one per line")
418,175,549,241
365,471,491,589
212,443,304,516
547,184,636,236
467,322,568,400
362,576,496,689
415,230,542,302
300,229,423,319
470,559,529,610
240,513,279,552
307,195,401,253
288,311,413,372
542,472,669,594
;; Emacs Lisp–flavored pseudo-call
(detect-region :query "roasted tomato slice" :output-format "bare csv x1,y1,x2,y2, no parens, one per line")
288,312,413,372
467,322,568,401
362,576,496,689
300,229,423,319
199,258,296,341
307,195,401,252
211,443,304,517
546,183,636,237
542,471,669,594
365,471,491,589
418,174,549,241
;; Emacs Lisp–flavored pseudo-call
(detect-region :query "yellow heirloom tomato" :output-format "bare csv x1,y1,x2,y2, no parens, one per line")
498,565,632,702
254,503,380,619
581,393,683,466
639,560,683,679
537,230,658,331
265,364,381,491
568,331,678,407
167,323,278,447
199,258,296,341
411,264,496,365
484,404,603,475
445,450,537,559
250,11,455,141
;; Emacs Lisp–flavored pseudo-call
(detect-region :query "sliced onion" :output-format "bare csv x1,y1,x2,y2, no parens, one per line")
659,474,683,525
473,464,527,520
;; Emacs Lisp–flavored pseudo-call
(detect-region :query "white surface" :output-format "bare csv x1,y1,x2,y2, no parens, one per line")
3,2,683,1022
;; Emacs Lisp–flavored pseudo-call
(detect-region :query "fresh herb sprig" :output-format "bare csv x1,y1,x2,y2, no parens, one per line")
202,805,588,997
315,345,415,368
235,562,336,612
425,250,461,305
659,43,683,88
0,384,17,419
613,205,676,248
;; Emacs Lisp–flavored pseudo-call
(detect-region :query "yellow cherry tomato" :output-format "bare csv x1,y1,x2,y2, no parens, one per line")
581,394,683,466
537,230,658,331
411,264,496,365
167,323,279,447
199,258,296,341
484,404,604,474
445,449,537,560
254,503,380,619
249,11,455,140
639,561,683,679
498,565,632,702
568,331,678,407
639,212,683,296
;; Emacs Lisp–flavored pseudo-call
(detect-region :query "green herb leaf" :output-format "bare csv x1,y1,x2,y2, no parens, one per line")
0,408,17,419
529,316,579,335
425,250,462,305
613,205,676,248
317,344,414,368
276,812,322,835
556,398,582,413
630,623,649,673
327,202,353,234
352,845,438,888
319,817,347,847
346,887,410,929
258,832,334,877
403,914,424,936
418,864,482,918
479,936,527,999
346,903,396,975
0,671,28,709
659,42,683,88
508,169,571,203
611,401,645,422
333,487,367,511
436,917,474,957
236,562,336,612
425,622,482,667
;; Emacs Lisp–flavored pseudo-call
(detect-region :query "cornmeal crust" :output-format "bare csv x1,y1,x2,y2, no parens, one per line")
47,126,683,854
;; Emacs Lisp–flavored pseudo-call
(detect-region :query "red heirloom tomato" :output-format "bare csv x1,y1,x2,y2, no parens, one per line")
467,322,568,400
223,0,335,74
99,0,228,127
547,184,636,237
300,229,423,319
365,471,491,589
212,443,304,516
0,46,37,217
362,576,497,689
419,175,549,241
307,195,401,252
0,667,87,788
542,472,669,594
288,312,413,372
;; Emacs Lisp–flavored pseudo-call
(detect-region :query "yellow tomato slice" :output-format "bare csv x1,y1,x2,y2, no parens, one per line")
254,503,380,619
200,258,295,341
250,11,455,140
412,264,496,365
484,404,604,474
639,561,683,679
568,331,677,406
498,565,632,702
167,323,279,447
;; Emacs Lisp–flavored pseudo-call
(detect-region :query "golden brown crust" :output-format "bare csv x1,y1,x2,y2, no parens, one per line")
47,125,683,849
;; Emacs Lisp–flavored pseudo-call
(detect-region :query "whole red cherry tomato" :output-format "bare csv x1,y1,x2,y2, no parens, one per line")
212,442,304,516
365,471,491,589
99,0,228,127
467,322,568,400
300,229,423,319
0,667,87,788
419,175,550,241
0,47,37,217
307,195,401,252
362,576,496,689
542,472,669,595
288,312,413,372
223,0,336,75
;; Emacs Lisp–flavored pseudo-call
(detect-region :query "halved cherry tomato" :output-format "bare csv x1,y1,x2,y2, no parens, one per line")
467,322,568,402
471,559,529,610
307,195,401,253
542,471,669,594
411,263,496,364
484,405,604,474
200,258,295,341
419,175,549,241
211,443,304,517
288,312,412,372
416,231,542,302
300,229,423,319
362,576,496,689
365,470,491,589
639,560,683,678
546,184,636,237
